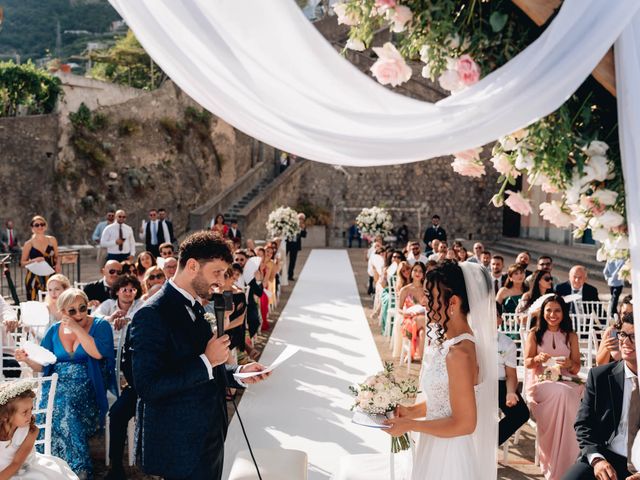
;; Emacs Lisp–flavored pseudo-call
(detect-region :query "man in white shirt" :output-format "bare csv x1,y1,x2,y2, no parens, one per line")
467,242,484,264
92,210,115,265
407,241,428,266
101,209,136,262
564,313,638,479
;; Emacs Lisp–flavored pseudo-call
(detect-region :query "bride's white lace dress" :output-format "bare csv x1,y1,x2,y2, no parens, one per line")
411,333,480,480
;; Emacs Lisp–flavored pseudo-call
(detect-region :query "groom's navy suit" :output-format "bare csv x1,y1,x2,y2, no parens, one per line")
131,282,244,479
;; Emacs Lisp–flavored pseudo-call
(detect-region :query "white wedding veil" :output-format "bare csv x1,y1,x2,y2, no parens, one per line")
459,262,498,480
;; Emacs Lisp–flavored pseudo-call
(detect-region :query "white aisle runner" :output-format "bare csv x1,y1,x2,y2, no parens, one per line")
223,249,388,479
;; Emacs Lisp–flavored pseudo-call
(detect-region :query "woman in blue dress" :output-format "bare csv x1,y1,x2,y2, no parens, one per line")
15,288,115,478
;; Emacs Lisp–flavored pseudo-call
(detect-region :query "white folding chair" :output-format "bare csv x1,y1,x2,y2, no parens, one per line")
575,300,609,329
73,281,88,290
16,373,59,456
383,276,397,338
20,301,50,342
105,322,135,467
0,326,30,379
37,290,47,303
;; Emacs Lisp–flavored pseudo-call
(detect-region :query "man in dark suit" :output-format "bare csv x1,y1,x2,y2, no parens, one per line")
83,260,122,305
490,255,508,294
131,232,269,480
286,213,307,281
562,313,639,480
158,208,176,244
227,219,242,249
422,214,446,255
1,219,21,256
141,209,169,258
555,265,600,315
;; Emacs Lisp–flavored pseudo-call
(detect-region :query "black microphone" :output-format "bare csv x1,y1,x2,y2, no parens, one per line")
211,291,234,336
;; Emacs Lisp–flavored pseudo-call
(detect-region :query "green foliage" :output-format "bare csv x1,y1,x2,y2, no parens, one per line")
69,103,111,169
0,61,62,117
89,30,166,90
0,0,120,61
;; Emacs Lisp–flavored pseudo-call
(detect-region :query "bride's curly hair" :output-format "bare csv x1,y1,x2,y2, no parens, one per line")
424,260,470,345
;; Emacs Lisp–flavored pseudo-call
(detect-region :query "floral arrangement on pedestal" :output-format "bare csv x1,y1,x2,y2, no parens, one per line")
355,206,393,237
332,0,535,92
265,206,301,241
350,362,418,452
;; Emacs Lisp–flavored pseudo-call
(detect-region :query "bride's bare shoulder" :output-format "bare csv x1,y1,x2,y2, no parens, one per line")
445,340,477,367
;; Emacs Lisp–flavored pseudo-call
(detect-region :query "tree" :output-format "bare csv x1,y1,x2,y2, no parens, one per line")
0,61,62,117
89,30,166,90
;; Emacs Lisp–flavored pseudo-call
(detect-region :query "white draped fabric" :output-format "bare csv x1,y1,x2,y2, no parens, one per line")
108,0,638,166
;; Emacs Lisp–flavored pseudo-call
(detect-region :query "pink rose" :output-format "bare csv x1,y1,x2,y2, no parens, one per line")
580,195,607,217
438,68,463,92
375,0,396,9
540,202,573,228
390,5,412,33
504,191,532,216
456,54,480,86
451,158,485,178
490,153,519,178
333,3,359,26
370,42,412,87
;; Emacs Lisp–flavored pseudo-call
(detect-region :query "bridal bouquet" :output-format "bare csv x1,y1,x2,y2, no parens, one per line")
355,206,393,237
265,206,301,241
349,362,418,453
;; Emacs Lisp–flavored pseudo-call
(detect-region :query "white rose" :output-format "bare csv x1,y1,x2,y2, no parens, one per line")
583,140,609,157
419,44,430,63
514,150,535,171
595,210,625,229
583,155,610,183
591,189,618,206
346,38,366,51
591,227,611,243
445,33,461,49
498,135,518,152
539,201,573,228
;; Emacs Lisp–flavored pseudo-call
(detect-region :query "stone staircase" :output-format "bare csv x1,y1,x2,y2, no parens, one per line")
223,178,272,221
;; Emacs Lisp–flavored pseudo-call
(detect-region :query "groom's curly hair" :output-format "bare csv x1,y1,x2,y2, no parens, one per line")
424,260,470,345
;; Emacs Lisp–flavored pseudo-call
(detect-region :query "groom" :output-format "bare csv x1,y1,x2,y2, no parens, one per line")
131,231,269,480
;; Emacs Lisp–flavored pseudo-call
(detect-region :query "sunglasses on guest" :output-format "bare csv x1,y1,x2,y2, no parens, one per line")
148,274,165,281
32,223,46,228
108,269,123,275
66,304,88,316
542,276,552,282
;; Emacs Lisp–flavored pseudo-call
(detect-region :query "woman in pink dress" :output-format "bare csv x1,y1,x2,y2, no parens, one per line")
524,294,584,480
398,262,427,360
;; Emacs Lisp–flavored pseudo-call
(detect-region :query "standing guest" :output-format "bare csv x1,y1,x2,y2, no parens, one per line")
263,244,279,311
141,266,166,301
233,250,264,347
21,216,60,301
525,295,583,480
135,251,156,283
287,213,307,281
366,236,383,295
15,289,115,478
596,295,633,366
140,209,169,259
555,266,600,306
279,152,290,173
407,241,428,266
466,242,484,264
92,210,115,265
130,232,268,480
157,208,175,244
227,220,242,249
45,274,71,325
497,307,530,445
422,214,447,254
0,296,20,378
162,256,178,280
480,250,492,269
604,258,626,319
83,260,123,305
101,210,135,262
516,251,533,277
159,242,175,259
1,219,21,255
347,222,362,248
490,255,508,294
496,264,528,314
395,223,409,247
562,312,636,480
210,214,228,237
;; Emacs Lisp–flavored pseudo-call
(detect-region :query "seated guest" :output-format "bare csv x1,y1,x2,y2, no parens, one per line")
406,241,428,266
44,274,71,325
141,266,166,301
525,295,583,480
497,306,529,445
517,269,554,326
95,274,144,343
480,250,491,268
497,264,528,314
84,260,122,306
526,255,560,287
429,241,448,262
162,256,178,279
158,242,175,259
134,251,156,284
120,260,137,277
555,265,600,302
398,262,427,361
456,246,469,262
596,295,633,366
516,251,533,277
490,255,508,294
15,289,115,478
0,296,20,378
466,242,484,264
562,312,636,480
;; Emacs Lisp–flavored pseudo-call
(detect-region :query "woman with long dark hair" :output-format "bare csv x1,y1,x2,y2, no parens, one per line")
496,263,528,314
398,262,427,361
524,295,583,480
516,269,554,325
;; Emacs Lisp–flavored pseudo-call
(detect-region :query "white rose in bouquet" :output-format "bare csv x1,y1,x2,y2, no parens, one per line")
356,207,393,237
265,206,301,241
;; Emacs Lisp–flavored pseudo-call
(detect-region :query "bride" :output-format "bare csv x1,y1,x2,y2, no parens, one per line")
384,260,498,479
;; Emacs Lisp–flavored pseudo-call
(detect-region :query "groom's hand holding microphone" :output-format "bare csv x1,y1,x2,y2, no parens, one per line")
205,334,231,367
